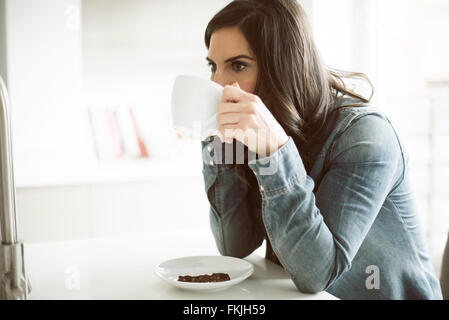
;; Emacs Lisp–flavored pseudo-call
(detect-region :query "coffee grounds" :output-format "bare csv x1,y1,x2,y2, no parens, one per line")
178,273,231,283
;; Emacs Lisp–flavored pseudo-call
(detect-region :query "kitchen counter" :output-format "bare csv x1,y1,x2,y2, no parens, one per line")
24,229,338,300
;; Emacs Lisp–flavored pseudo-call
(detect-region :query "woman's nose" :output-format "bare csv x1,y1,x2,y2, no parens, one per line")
211,76,225,87
211,72,232,87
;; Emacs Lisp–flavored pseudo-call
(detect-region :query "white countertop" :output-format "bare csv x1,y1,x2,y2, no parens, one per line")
24,229,338,300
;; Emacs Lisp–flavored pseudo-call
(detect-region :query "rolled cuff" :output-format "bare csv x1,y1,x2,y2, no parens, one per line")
248,136,307,198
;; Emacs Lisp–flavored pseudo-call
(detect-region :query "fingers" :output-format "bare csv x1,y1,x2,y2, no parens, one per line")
218,102,255,115
219,123,257,146
216,83,261,146
217,113,240,126
220,84,248,103
217,114,254,138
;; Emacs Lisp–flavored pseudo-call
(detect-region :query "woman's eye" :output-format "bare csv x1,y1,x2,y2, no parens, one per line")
208,62,216,73
231,61,247,72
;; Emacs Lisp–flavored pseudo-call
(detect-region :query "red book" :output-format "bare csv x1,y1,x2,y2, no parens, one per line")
128,107,148,158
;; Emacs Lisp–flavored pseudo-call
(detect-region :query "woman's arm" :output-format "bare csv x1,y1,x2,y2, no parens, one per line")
247,113,404,293
201,138,264,258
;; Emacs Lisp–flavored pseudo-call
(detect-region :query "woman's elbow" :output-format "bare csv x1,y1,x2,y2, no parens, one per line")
297,281,327,294
289,262,342,294
291,262,350,294
293,276,329,294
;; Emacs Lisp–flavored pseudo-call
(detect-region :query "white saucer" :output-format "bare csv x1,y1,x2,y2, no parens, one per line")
156,256,254,291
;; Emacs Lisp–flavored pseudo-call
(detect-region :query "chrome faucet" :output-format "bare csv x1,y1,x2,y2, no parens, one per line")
0,75,31,299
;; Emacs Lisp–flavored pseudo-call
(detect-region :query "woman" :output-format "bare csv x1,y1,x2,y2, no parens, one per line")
200,0,442,300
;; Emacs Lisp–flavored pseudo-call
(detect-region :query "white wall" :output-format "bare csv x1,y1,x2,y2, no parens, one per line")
425,0,449,82
306,0,379,101
2,0,94,186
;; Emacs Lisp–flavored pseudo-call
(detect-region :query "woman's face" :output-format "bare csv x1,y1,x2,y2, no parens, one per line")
207,26,258,94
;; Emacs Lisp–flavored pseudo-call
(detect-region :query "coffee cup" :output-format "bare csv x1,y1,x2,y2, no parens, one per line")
170,74,223,141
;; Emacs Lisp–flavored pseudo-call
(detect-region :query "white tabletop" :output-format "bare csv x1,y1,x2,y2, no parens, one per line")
24,229,338,300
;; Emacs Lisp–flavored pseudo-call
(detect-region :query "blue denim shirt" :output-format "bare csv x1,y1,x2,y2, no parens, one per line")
200,99,443,300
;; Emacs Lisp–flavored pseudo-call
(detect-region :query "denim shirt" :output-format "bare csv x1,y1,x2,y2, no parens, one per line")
200,99,443,300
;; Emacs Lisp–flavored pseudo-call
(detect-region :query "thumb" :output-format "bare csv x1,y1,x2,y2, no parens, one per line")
231,81,240,89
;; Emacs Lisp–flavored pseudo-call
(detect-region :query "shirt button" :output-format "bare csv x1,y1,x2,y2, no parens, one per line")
260,185,264,192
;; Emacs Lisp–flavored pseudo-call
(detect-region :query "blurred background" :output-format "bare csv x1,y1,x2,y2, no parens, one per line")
0,0,448,280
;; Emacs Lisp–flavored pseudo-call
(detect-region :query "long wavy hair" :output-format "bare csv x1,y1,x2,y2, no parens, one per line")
205,0,373,189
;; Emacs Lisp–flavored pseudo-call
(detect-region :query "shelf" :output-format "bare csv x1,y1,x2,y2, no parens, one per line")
15,158,203,189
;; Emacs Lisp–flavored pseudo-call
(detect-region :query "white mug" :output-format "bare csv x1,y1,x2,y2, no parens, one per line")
170,74,223,141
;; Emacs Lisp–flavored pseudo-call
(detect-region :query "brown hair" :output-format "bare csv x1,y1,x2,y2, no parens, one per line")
205,0,373,188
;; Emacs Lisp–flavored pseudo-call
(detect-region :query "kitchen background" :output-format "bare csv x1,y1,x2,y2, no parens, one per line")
0,0,448,279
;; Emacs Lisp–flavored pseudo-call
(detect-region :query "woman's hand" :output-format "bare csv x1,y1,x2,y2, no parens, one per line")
217,82,289,157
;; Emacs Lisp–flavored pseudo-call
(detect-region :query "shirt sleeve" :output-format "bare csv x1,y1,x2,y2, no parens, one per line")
201,138,264,258
247,113,404,293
